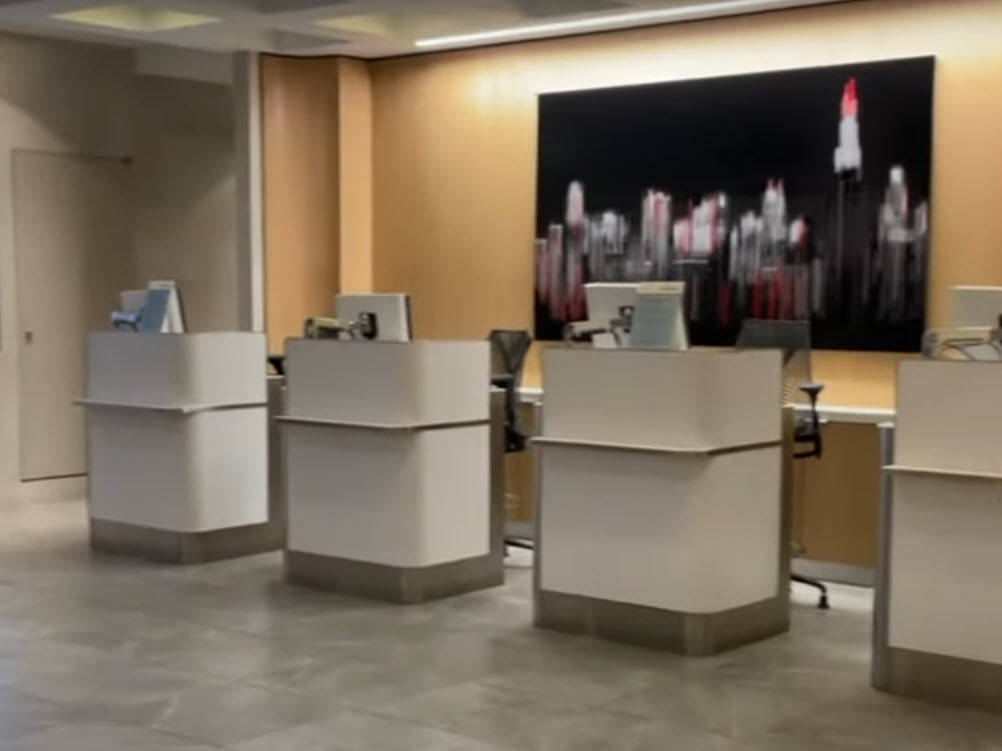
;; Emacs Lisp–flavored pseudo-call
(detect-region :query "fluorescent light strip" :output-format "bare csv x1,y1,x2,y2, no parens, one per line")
415,0,803,48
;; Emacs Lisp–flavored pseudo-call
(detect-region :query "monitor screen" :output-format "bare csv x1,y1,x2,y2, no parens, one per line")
630,282,689,351
335,294,413,342
584,283,639,328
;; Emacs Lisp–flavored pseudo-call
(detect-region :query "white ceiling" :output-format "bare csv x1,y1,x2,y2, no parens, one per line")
0,0,847,59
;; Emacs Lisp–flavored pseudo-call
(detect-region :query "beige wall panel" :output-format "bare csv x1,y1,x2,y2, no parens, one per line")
0,35,134,495
337,58,374,293
262,55,341,354
132,75,240,332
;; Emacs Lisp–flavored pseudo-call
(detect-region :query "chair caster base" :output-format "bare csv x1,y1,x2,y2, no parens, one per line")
792,573,830,610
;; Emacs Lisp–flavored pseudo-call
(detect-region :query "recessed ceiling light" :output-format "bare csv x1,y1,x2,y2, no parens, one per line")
315,13,396,38
52,5,219,32
415,0,811,48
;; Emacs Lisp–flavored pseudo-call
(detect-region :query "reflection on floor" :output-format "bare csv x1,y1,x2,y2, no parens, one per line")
1,496,1001,750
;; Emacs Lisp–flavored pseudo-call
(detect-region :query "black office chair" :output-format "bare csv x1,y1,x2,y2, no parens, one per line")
267,355,286,377
489,330,532,453
736,319,829,609
488,330,533,552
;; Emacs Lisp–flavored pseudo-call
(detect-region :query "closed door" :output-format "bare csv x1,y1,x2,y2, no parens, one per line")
15,151,133,481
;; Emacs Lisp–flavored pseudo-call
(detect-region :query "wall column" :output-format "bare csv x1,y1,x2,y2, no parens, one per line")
261,54,373,354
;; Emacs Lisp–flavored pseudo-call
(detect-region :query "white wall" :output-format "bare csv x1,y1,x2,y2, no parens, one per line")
0,33,132,497
0,34,248,497
132,74,241,332
135,45,235,86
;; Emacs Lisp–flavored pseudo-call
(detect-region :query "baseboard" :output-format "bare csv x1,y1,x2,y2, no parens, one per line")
90,517,284,565
535,589,790,656
285,549,504,604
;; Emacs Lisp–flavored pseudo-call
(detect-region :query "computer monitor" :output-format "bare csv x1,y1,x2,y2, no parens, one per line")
335,293,413,342
630,282,689,351
114,281,186,333
585,283,639,328
145,280,185,334
951,286,1002,328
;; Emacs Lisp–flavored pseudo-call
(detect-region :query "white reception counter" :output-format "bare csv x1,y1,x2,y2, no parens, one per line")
534,347,789,655
875,361,1002,712
81,332,278,563
280,339,504,603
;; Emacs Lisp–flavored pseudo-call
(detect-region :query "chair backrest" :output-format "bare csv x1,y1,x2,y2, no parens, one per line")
488,330,532,453
489,330,532,387
735,319,813,406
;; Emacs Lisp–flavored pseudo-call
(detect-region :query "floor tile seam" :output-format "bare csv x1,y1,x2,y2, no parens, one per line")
477,673,651,713
364,677,594,730
353,703,529,751
5,716,230,750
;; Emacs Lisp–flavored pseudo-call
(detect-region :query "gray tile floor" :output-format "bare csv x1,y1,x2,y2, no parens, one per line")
2,497,1002,750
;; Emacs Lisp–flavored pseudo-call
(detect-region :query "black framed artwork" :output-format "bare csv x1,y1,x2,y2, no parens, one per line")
534,56,935,351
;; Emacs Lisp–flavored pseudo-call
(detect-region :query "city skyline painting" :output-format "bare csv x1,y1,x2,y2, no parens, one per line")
534,57,935,351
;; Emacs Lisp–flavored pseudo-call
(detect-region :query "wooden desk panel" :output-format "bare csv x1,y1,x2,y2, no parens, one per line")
794,422,882,568
505,402,539,523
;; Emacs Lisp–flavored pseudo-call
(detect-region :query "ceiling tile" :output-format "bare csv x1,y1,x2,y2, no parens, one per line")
52,5,219,32
0,0,850,58
271,29,347,50
315,12,396,37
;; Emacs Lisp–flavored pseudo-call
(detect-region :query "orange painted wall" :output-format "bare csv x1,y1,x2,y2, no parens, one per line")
261,56,376,352
261,55,341,354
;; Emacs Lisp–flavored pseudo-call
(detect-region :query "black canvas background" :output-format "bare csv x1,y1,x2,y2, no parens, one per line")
535,56,935,350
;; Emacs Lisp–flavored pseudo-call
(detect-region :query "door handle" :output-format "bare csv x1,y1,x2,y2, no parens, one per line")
24,330,33,345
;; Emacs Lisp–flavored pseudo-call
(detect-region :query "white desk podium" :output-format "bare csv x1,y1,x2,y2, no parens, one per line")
534,347,789,655
81,332,279,563
875,361,1002,712
280,339,504,603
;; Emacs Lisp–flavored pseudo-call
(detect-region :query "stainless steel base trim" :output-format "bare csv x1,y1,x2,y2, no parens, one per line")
872,423,895,689
89,518,283,565
874,645,1002,713
535,589,789,656
285,549,504,604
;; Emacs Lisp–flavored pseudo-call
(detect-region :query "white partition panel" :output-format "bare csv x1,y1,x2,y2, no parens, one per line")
889,360,1002,667
543,348,781,450
88,332,266,408
283,339,493,576
540,444,781,613
287,424,489,568
538,346,785,626
285,340,488,426
84,332,269,534
889,473,1002,665
88,408,268,533
896,361,1002,475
